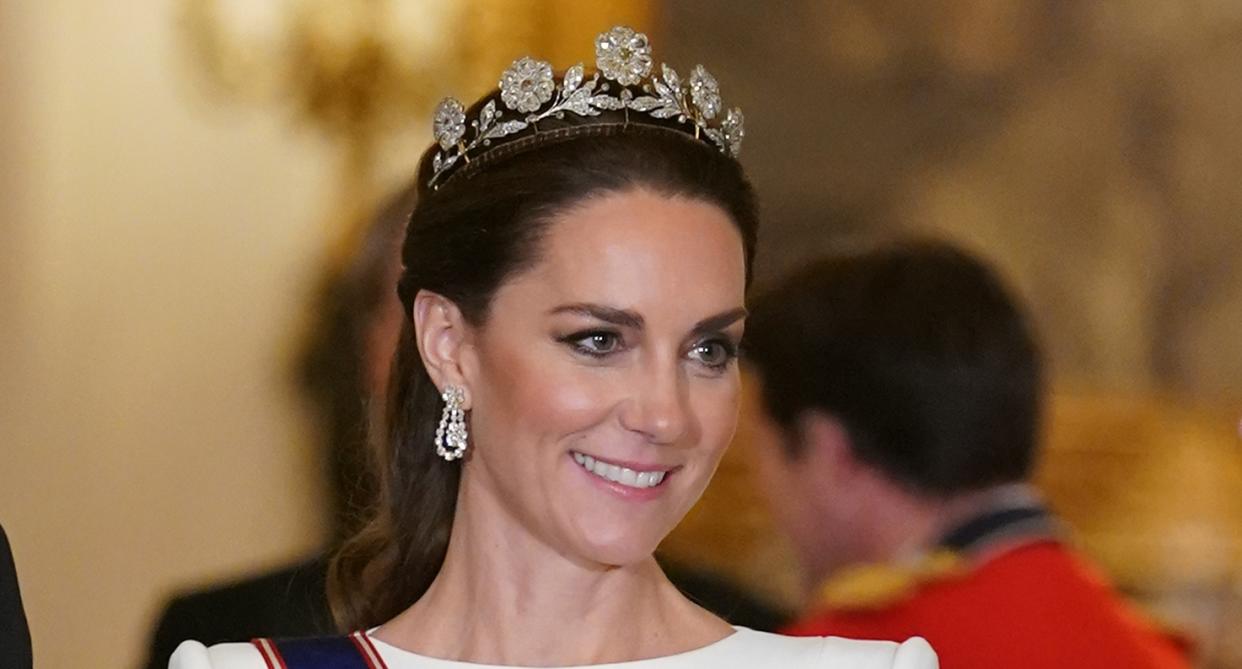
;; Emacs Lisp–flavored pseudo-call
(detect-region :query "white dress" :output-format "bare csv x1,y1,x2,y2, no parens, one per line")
169,627,936,669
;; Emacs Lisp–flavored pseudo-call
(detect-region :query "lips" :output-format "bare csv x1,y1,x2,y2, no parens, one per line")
571,451,670,489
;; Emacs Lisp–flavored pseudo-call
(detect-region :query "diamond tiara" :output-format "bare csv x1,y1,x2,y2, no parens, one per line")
427,25,744,189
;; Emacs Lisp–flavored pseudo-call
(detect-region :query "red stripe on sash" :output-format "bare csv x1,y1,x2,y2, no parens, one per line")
251,638,289,669
350,630,390,669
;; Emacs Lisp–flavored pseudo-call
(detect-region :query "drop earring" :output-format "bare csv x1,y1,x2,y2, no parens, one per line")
435,385,468,461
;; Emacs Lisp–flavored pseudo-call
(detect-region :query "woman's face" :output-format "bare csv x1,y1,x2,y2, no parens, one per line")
459,188,747,567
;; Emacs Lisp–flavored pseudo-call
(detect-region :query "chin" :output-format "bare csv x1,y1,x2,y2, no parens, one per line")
570,520,672,568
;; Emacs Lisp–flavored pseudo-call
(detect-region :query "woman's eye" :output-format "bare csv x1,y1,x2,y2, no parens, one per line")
565,331,622,356
689,339,737,369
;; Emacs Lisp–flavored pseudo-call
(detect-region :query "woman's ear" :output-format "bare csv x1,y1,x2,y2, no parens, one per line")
412,289,473,408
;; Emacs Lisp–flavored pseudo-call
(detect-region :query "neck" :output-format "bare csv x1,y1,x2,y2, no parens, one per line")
856,493,944,566
809,482,1032,588
377,471,729,666
863,484,1036,564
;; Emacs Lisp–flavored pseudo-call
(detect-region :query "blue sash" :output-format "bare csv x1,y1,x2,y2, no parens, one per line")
251,632,383,669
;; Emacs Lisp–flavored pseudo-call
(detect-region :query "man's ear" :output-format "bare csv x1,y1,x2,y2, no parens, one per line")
412,289,474,409
796,411,859,483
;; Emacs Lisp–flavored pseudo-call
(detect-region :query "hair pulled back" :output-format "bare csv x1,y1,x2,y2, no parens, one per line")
328,101,759,631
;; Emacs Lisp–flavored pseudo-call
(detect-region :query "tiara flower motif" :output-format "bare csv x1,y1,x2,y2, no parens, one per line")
427,25,745,189
433,98,466,150
595,26,652,86
499,57,556,113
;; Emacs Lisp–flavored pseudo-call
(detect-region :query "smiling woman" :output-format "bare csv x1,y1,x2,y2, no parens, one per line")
447,190,748,571
169,25,935,669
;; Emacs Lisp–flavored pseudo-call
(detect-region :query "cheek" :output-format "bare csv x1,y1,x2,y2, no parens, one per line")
470,341,618,449
691,375,742,456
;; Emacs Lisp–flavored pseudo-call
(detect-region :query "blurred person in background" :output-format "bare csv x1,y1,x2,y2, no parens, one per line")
1,523,33,669
742,240,1192,668
140,182,415,669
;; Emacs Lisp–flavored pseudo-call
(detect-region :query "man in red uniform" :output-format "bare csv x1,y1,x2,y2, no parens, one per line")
742,240,1191,668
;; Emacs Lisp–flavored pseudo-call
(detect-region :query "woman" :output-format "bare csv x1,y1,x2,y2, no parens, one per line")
171,26,936,669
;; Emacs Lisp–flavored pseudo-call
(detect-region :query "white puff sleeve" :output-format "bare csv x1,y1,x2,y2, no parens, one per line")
891,637,938,669
167,640,268,669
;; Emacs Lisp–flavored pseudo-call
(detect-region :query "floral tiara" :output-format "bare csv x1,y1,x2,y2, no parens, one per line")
428,25,745,189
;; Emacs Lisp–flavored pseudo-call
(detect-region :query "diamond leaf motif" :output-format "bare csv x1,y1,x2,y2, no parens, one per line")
565,98,601,116
628,96,663,112
649,105,682,119
488,120,529,139
555,87,594,115
662,64,682,96
437,154,459,175
589,95,625,110
563,64,584,94
479,100,497,131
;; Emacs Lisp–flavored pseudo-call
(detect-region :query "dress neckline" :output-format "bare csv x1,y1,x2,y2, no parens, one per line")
365,626,747,668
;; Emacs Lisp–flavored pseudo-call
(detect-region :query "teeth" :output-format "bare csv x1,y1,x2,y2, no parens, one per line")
571,452,668,489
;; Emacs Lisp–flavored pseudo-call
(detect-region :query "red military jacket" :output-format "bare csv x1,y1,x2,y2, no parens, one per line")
785,496,1192,669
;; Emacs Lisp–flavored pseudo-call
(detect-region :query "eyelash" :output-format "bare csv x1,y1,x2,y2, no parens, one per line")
558,330,739,372
689,338,740,372
560,330,623,358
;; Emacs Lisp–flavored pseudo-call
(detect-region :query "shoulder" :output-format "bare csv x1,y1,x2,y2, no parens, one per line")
722,629,937,668
822,636,938,669
167,640,267,669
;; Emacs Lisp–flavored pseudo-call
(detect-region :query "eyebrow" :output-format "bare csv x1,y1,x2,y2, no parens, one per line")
548,303,747,334
549,303,644,328
691,307,748,336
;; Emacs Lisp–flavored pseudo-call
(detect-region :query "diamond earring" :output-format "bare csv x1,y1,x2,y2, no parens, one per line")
435,385,468,462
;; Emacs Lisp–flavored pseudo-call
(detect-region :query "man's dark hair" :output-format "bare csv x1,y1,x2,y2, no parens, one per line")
744,240,1043,497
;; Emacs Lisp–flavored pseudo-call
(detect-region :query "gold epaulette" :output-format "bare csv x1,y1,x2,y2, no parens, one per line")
815,549,966,611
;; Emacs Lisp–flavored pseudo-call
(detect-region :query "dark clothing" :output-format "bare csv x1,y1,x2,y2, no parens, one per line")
0,524,33,669
142,556,334,669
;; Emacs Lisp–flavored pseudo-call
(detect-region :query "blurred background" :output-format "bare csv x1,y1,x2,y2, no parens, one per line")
1,1,1239,667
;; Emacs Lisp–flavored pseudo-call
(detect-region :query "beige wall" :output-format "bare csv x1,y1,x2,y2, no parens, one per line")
0,2,347,666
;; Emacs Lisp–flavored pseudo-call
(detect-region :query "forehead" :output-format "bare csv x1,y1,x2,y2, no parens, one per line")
499,188,746,318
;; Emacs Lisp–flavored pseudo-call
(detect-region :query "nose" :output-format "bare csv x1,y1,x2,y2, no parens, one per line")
619,358,692,445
